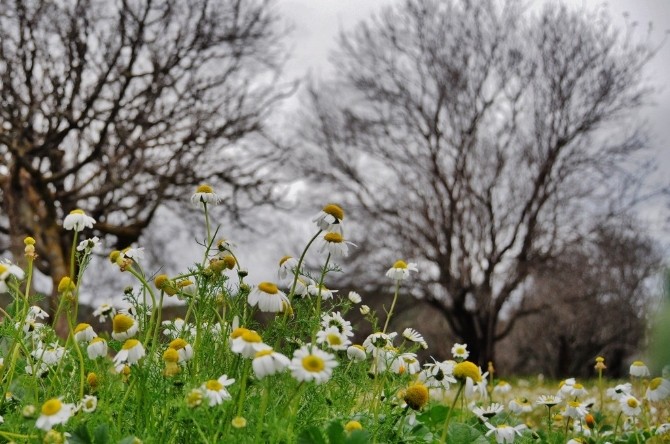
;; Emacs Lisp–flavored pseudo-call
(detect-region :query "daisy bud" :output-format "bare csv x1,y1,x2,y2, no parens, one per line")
360,305,370,315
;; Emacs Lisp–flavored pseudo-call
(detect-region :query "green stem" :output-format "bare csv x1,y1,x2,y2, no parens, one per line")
311,254,331,344
255,381,271,442
440,382,464,443
382,280,401,333
287,230,322,303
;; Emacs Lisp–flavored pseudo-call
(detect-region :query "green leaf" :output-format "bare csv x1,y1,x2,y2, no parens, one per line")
446,423,488,444
118,437,139,444
67,423,92,444
417,404,450,427
93,423,110,444
297,426,327,444
344,430,371,444
326,421,345,444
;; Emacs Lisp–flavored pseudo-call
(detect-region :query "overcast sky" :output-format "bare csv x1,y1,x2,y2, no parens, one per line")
275,0,670,235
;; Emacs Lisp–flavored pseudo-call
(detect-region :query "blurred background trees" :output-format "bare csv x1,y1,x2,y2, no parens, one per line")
0,0,292,310
298,0,665,371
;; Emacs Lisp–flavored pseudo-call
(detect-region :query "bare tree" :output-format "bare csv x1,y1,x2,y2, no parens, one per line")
299,0,663,366
0,0,292,309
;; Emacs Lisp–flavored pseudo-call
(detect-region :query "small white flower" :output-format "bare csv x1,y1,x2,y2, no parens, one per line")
79,395,97,413
73,323,97,343
363,332,397,355
646,378,670,402
385,260,418,281
564,400,589,419
320,311,354,337
419,359,457,391
390,353,421,375
168,338,194,363
656,423,670,435
27,306,49,321
607,382,632,401
93,302,116,323
87,338,108,360
312,204,344,233
26,362,50,376
77,236,101,252
248,282,290,313
508,397,533,414
191,184,221,206
318,232,356,258
620,394,642,417
111,314,139,341
307,283,338,300
568,383,588,398
62,209,96,231
0,260,25,293
630,361,650,377
162,318,196,339
290,344,338,384
472,403,504,421
252,348,290,379
122,247,145,262
113,339,146,367
451,343,469,360
202,375,235,406
403,328,427,349
32,344,65,365
346,345,367,362
347,291,362,304
278,256,299,281
359,305,371,315
35,398,75,430
316,326,351,351
536,394,562,407
230,328,270,358
494,381,512,395
484,422,526,444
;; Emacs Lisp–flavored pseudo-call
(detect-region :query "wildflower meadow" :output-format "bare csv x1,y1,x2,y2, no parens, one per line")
0,185,669,444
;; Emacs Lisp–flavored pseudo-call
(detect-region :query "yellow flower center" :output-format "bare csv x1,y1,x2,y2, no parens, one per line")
163,347,180,363
568,401,581,408
302,355,325,372
0,264,8,274
392,260,408,269
231,327,250,339
206,380,223,391
324,232,344,243
255,349,274,358
327,333,342,345
122,339,140,350
154,274,169,289
352,344,365,352
453,361,482,382
455,346,465,354
74,323,91,334
627,398,639,408
344,420,363,432
41,398,63,416
186,389,203,407
279,256,292,266
196,184,214,194
403,383,429,410
70,209,85,215
222,255,236,269
632,361,644,367
323,204,344,220
87,372,98,387
596,356,605,363
57,276,75,293
169,338,188,350
573,383,583,390
231,416,247,429
90,337,104,345
258,282,279,294
112,314,134,333
649,377,663,390
241,330,262,343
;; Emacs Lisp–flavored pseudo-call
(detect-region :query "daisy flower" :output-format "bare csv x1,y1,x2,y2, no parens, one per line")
252,348,291,379
508,397,533,414
162,318,196,338
312,203,344,233
73,323,97,343
113,339,146,368
646,377,670,402
451,343,469,360
619,395,642,416
346,345,367,362
278,256,299,281
391,353,421,375
87,338,108,360
293,276,313,298
121,247,145,262
93,302,116,323
77,236,101,252
568,383,588,398
169,338,194,363
402,328,428,349
347,291,362,304
607,382,632,401
248,282,290,313
79,395,97,413
316,326,351,351
630,361,650,377
564,400,589,419
32,344,66,365
230,328,270,358
536,394,562,408
363,332,397,355
62,209,95,231
307,283,338,300
290,344,338,384
0,260,25,293
484,423,526,444
191,184,220,205
321,312,354,337
26,362,50,376
111,314,138,341
472,403,504,421
35,398,75,431
385,260,418,281
202,375,235,406
419,359,457,391
27,306,49,321
494,380,512,395
318,232,355,258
